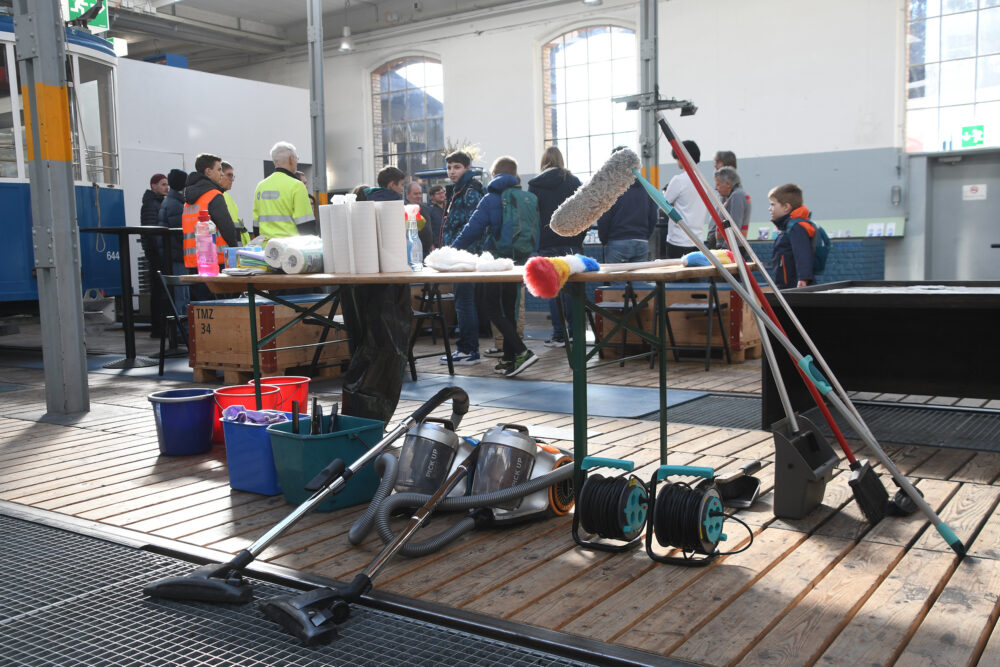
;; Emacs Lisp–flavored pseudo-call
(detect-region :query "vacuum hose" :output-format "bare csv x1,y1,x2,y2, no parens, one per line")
353,464,574,557
347,453,398,545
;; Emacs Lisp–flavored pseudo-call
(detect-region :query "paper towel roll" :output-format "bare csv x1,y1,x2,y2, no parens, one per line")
281,244,325,274
350,201,380,274
330,203,353,273
263,238,285,268
263,235,323,271
374,200,409,273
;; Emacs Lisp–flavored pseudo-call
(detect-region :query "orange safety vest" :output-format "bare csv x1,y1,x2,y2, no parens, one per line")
182,190,229,267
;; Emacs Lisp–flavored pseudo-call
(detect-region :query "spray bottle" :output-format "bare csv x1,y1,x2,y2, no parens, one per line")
195,209,219,276
403,204,423,271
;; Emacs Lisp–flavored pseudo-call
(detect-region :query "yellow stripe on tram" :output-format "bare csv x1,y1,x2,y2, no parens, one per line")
21,83,73,163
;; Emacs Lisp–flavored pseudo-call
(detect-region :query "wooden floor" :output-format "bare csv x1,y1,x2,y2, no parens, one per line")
2,351,1000,666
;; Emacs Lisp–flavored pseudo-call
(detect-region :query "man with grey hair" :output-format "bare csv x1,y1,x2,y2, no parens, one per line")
707,166,751,250
252,141,316,240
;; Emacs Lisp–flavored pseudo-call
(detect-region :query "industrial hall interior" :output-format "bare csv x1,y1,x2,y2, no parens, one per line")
2,0,1000,665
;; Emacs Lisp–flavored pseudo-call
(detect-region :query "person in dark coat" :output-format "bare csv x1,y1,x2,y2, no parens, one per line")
528,146,582,346
140,174,168,337
157,168,189,316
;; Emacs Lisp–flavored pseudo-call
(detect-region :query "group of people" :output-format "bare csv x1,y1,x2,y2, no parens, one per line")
658,142,818,290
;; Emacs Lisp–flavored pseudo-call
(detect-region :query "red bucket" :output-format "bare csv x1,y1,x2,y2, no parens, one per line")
247,376,310,412
212,384,281,443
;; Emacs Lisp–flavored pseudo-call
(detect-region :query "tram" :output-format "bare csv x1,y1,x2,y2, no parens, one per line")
0,15,123,304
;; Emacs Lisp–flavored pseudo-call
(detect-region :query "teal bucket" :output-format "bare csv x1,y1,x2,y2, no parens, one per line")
147,388,215,456
267,414,385,512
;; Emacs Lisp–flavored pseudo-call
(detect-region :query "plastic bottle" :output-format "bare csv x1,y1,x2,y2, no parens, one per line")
195,209,219,276
404,205,423,271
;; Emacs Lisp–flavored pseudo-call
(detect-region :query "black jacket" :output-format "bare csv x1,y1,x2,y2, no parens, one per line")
529,168,584,250
140,189,163,227
184,172,239,248
596,181,657,245
157,189,184,259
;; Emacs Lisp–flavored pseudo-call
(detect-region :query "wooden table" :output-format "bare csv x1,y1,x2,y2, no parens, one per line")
182,263,735,475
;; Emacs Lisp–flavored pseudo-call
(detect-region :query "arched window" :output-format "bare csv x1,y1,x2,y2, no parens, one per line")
371,57,444,178
542,26,638,179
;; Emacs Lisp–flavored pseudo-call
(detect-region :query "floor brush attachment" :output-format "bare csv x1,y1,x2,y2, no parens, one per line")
258,575,369,645
143,553,254,603
848,459,889,525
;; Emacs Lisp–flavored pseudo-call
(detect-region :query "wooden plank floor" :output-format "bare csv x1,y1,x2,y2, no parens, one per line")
2,362,1000,666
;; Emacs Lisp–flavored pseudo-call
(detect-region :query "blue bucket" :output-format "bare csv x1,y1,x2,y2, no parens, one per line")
222,416,283,495
148,388,215,456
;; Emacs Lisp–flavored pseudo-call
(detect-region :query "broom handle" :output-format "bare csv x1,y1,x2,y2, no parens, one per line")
725,226,799,432
599,258,685,273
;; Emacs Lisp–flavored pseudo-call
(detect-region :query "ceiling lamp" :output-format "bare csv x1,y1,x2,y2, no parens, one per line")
582,0,603,5
339,25,354,52
339,1,355,52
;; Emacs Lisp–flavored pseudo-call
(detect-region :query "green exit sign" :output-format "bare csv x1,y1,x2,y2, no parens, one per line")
961,125,984,148
67,1,109,33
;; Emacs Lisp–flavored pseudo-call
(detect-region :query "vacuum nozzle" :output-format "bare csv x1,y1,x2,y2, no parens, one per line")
143,562,252,604
259,575,371,645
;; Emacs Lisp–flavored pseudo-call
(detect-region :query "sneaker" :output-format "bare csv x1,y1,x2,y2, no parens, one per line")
505,349,538,377
494,360,513,374
544,337,566,348
453,351,481,366
440,350,475,365
483,348,503,358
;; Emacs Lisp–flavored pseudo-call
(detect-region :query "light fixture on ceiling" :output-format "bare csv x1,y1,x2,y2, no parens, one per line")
582,0,603,5
339,1,355,52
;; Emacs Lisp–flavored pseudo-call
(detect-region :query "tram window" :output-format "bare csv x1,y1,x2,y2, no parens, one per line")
0,47,16,178
76,58,117,185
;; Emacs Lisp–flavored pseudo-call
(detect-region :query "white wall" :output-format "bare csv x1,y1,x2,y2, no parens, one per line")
118,58,312,227
216,0,905,191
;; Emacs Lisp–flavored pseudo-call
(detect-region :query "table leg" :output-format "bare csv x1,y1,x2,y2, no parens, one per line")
570,282,588,476
103,233,157,369
248,286,262,410
656,280,668,464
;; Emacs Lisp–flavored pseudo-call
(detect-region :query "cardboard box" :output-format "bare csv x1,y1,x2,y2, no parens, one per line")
189,294,349,381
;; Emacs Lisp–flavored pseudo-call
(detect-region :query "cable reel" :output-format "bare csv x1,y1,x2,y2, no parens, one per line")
572,457,647,552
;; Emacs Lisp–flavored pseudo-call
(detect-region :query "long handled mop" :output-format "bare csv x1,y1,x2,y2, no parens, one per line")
636,113,963,555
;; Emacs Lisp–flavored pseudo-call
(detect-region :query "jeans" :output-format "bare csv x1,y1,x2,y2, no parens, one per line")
541,244,577,339
604,239,649,264
604,239,649,289
170,260,190,317
453,282,479,354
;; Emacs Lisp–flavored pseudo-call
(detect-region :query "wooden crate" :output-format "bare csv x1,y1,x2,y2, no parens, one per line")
188,296,350,384
594,283,762,362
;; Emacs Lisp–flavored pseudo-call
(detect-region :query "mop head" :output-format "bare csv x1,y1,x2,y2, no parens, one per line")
475,251,514,272
682,249,735,267
549,149,640,237
424,246,479,272
524,254,600,298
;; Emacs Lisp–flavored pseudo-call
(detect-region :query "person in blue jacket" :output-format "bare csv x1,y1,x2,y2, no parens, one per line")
768,182,816,289
452,156,539,378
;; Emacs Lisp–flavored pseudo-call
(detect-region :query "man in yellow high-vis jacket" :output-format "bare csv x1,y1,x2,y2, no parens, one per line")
252,142,316,242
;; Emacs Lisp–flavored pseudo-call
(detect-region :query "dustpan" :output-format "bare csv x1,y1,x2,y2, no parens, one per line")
716,460,762,509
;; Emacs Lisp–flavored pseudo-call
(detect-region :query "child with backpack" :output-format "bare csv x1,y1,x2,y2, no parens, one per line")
452,156,540,377
767,183,829,289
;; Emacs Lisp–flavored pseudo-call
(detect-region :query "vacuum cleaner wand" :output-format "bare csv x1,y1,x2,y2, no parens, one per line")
259,448,482,644
143,387,471,604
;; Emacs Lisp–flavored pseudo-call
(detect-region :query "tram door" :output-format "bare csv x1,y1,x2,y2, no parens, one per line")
927,150,1000,280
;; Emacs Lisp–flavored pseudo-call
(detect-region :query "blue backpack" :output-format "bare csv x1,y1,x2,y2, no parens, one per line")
788,218,832,274
491,187,539,264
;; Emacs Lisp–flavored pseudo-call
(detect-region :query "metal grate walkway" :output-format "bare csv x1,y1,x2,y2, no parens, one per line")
0,514,612,667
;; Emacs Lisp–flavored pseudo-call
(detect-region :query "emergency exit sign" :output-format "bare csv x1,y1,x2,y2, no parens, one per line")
67,1,108,33
961,124,984,148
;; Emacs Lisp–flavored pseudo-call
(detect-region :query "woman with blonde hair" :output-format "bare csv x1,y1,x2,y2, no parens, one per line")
528,145,583,347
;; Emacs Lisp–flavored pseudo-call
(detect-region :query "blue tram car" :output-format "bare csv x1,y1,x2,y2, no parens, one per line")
0,16,123,303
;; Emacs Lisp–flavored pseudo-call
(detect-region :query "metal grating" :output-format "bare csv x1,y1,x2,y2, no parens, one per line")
0,515,597,666
643,395,763,431
802,402,1000,452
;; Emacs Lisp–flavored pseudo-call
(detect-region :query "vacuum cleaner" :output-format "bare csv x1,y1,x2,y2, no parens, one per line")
142,386,470,605
259,422,575,644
